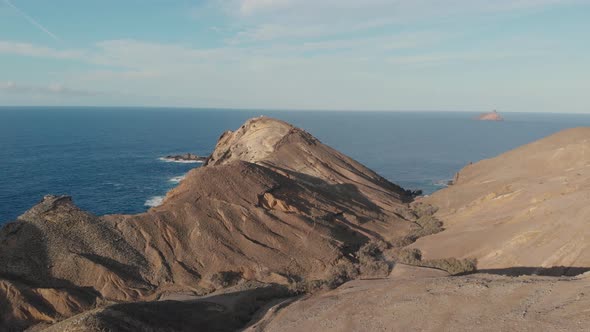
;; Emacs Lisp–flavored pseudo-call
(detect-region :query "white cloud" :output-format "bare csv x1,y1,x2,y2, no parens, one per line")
0,0,586,111
0,81,98,96
0,39,236,69
81,70,161,81
0,31,565,109
235,0,579,18
0,33,440,71
229,24,325,43
386,50,544,67
0,41,83,59
239,0,292,15
224,0,580,44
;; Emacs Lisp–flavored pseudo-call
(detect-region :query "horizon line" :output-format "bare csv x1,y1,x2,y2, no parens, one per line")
0,105,589,115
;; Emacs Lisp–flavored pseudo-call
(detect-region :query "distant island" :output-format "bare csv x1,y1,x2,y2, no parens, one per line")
160,153,207,163
476,110,504,121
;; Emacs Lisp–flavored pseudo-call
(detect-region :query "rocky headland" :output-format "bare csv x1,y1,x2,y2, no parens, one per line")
0,117,427,330
1,117,590,331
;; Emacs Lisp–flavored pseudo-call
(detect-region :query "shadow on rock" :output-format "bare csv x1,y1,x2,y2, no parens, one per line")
477,266,590,277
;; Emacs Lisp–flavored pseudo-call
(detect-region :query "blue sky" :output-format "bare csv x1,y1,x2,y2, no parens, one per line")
0,0,588,112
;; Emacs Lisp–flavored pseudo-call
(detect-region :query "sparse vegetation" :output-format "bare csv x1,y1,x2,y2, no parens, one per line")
289,258,361,294
391,248,477,275
358,240,387,259
210,271,243,288
412,202,439,218
391,215,444,248
289,279,329,294
390,236,416,248
327,259,359,288
393,248,423,265
390,203,445,248
357,240,390,278
390,203,477,275
360,258,390,278
281,203,464,295
414,215,444,235
420,257,478,275
296,240,393,293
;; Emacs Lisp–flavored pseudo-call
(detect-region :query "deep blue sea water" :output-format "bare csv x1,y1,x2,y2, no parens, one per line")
2,107,590,223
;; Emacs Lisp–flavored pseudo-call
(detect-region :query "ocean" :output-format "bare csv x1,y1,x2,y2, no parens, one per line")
2,107,590,223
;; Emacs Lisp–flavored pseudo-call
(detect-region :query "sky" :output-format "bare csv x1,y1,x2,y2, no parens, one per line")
0,0,588,112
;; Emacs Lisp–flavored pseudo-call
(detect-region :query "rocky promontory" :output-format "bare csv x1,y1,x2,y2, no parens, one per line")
0,117,431,330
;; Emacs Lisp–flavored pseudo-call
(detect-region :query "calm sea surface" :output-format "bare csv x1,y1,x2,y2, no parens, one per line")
2,107,590,223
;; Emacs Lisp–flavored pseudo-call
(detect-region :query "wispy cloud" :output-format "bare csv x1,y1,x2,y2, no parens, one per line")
239,0,292,15
3,0,60,41
0,0,586,111
0,41,81,58
224,0,581,45
234,0,580,17
80,70,161,81
0,81,97,96
227,23,326,44
386,50,545,67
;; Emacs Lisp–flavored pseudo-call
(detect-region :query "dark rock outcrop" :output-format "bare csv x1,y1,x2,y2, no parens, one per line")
162,153,207,163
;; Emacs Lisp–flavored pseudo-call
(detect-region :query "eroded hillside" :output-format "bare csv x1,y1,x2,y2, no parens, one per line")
0,117,423,330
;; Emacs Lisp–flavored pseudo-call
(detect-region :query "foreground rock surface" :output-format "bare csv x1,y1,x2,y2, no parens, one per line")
0,117,414,330
42,282,290,332
255,265,590,332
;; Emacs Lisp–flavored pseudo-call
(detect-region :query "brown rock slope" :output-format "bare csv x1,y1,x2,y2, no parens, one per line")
255,264,590,332
413,127,590,272
206,117,409,212
0,117,415,330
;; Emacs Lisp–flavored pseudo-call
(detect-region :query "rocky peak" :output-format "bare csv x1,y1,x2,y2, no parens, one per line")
206,116,296,166
205,116,409,206
18,195,78,222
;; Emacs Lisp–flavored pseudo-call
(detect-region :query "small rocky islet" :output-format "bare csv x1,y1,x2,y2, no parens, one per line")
476,110,504,121
161,152,208,163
